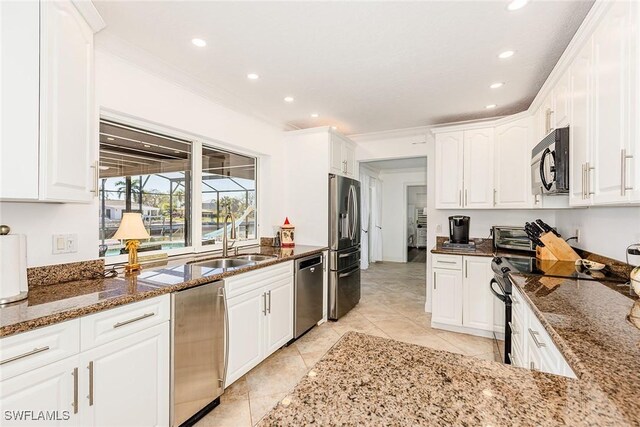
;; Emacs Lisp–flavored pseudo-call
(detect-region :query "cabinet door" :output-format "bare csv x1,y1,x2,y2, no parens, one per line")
329,136,344,175
226,288,265,385
538,94,554,138
0,0,40,200
592,1,632,204
462,257,494,331
343,141,356,177
463,128,494,208
39,0,96,202
80,323,169,427
0,356,80,427
629,0,640,202
569,39,594,206
264,277,294,356
554,70,571,128
434,132,464,209
494,118,532,208
431,268,463,326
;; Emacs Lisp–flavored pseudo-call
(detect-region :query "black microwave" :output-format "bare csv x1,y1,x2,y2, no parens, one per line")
531,127,569,195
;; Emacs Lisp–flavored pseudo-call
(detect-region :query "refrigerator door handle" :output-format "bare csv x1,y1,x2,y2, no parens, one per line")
351,185,358,241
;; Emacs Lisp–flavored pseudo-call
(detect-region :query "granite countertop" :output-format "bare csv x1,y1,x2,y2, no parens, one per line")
431,236,499,257
260,266,640,425
0,245,326,338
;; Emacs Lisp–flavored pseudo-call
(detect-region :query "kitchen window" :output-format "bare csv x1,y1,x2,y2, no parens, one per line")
98,120,192,257
201,146,257,246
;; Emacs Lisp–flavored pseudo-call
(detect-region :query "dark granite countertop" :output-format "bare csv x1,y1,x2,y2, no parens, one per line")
0,245,326,338
259,246,640,425
431,236,500,257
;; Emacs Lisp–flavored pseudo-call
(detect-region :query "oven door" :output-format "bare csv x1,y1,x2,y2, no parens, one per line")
489,277,512,364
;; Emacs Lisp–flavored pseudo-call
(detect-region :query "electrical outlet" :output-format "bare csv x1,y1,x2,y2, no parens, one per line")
575,228,580,243
436,224,442,233
52,234,78,254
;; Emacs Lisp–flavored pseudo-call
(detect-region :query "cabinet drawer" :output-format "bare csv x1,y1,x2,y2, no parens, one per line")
80,295,170,351
225,261,293,299
432,254,462,270
0,319,80,381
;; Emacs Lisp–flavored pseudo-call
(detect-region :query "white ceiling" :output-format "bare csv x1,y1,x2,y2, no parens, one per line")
94,1,593,135
363,157,427,172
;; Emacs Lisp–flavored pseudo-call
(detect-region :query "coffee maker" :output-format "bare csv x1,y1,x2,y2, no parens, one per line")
443,216,475,250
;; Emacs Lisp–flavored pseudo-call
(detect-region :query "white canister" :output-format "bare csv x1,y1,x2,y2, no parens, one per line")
0,234,29,304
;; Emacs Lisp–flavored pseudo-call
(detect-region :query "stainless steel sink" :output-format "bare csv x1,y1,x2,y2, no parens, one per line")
233,254,277,262
192,258,254,269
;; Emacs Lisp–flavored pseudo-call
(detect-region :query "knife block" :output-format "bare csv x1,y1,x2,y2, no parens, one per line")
535,232,580,262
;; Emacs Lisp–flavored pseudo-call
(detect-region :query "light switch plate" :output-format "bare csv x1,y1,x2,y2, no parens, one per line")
52,234,78,254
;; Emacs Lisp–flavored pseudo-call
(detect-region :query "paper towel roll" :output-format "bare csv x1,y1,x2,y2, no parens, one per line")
0,234,28,303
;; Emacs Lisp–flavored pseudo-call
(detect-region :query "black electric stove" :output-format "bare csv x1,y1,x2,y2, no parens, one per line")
497,255,629,283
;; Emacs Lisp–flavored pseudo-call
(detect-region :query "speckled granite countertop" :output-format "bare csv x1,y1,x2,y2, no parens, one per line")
260,262,640,425
0,245,326,338
431,236,503,257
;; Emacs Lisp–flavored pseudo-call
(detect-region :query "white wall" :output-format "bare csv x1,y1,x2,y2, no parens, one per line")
556,206,640,262
378,169,427,262
0,51,285,267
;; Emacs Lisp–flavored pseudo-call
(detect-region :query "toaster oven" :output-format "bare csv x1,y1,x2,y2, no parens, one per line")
492,226,535,253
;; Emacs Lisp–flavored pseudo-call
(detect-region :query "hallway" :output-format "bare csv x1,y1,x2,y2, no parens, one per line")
198,261,498,426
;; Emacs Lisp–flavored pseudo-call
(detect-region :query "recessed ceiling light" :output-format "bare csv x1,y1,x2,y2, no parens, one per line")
247,73,259,80
507,0,529,11
498,50,514,59
486,104,497,109
144,144,151,148
284,96,294,103
191,38,206,47
310,113,319,118
107,137,114,141
332,126,338,130
490,82,504,89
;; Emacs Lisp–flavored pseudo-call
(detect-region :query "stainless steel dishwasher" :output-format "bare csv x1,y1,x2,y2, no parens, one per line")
171,280,227,427
294,254,325,339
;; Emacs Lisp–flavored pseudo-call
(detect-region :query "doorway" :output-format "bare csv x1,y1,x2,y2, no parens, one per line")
406,185,427,263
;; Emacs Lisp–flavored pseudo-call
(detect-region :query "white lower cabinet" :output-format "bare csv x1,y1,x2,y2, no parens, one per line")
79,323,169,427
0,356,80,427
432,254,498,336
0,296,170,427
225,262,294,386
511,287,576,378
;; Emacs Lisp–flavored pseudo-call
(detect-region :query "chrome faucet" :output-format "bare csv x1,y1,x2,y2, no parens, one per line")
222,203,237,257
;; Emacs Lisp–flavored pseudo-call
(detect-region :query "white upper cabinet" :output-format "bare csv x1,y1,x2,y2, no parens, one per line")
0,0,102,203
0,1,40,200
463,128,495,208
329,133,356,178
435,131,464,209
494,117,532,208
569,39,593,207
592,1,633,205
40,0,96,202
554,70,571,128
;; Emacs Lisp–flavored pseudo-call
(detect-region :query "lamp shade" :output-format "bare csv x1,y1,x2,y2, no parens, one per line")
113,213,150,240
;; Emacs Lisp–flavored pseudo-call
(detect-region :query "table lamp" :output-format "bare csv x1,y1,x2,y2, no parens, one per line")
113,212,150,273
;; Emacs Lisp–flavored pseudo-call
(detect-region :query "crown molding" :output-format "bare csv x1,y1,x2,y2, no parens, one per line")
72,1,106,33
349,125,430,142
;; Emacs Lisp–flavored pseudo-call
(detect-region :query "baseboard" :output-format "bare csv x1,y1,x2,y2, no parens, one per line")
431,322,504,340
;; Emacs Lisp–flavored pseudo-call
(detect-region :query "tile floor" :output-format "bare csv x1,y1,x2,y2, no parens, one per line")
196,261,500,427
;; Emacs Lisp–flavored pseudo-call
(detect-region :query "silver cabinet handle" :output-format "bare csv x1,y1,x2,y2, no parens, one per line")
464,260,468,278
508,321,518,334
587,162,595,195
528,328,546,348
436,260,456,264
493,188,496,206
433,271,436,290
459,189,462,207
90,161,99,194
464,189,468,207
267,290,272,314
88,361,94,406
581,163,586,199
530,361,538,371
262,292,267,315
338,268,358,278
0,346,50,365
72,367,79,414
622,149,634,195
113,312,155,328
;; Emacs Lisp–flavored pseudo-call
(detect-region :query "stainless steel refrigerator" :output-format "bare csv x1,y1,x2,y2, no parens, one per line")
328,174,361,320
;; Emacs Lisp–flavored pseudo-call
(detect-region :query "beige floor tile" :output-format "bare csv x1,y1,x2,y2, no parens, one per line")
245,352,308,398
394,333,466,355
248,392,287,425
222,376,249,402
196,398,252,427
470,352,499,362
299,350,328,368
292,323,341,355
373,316,437,340
437,331,496,356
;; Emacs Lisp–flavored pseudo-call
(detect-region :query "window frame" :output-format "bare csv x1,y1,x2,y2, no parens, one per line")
100,111,260,266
